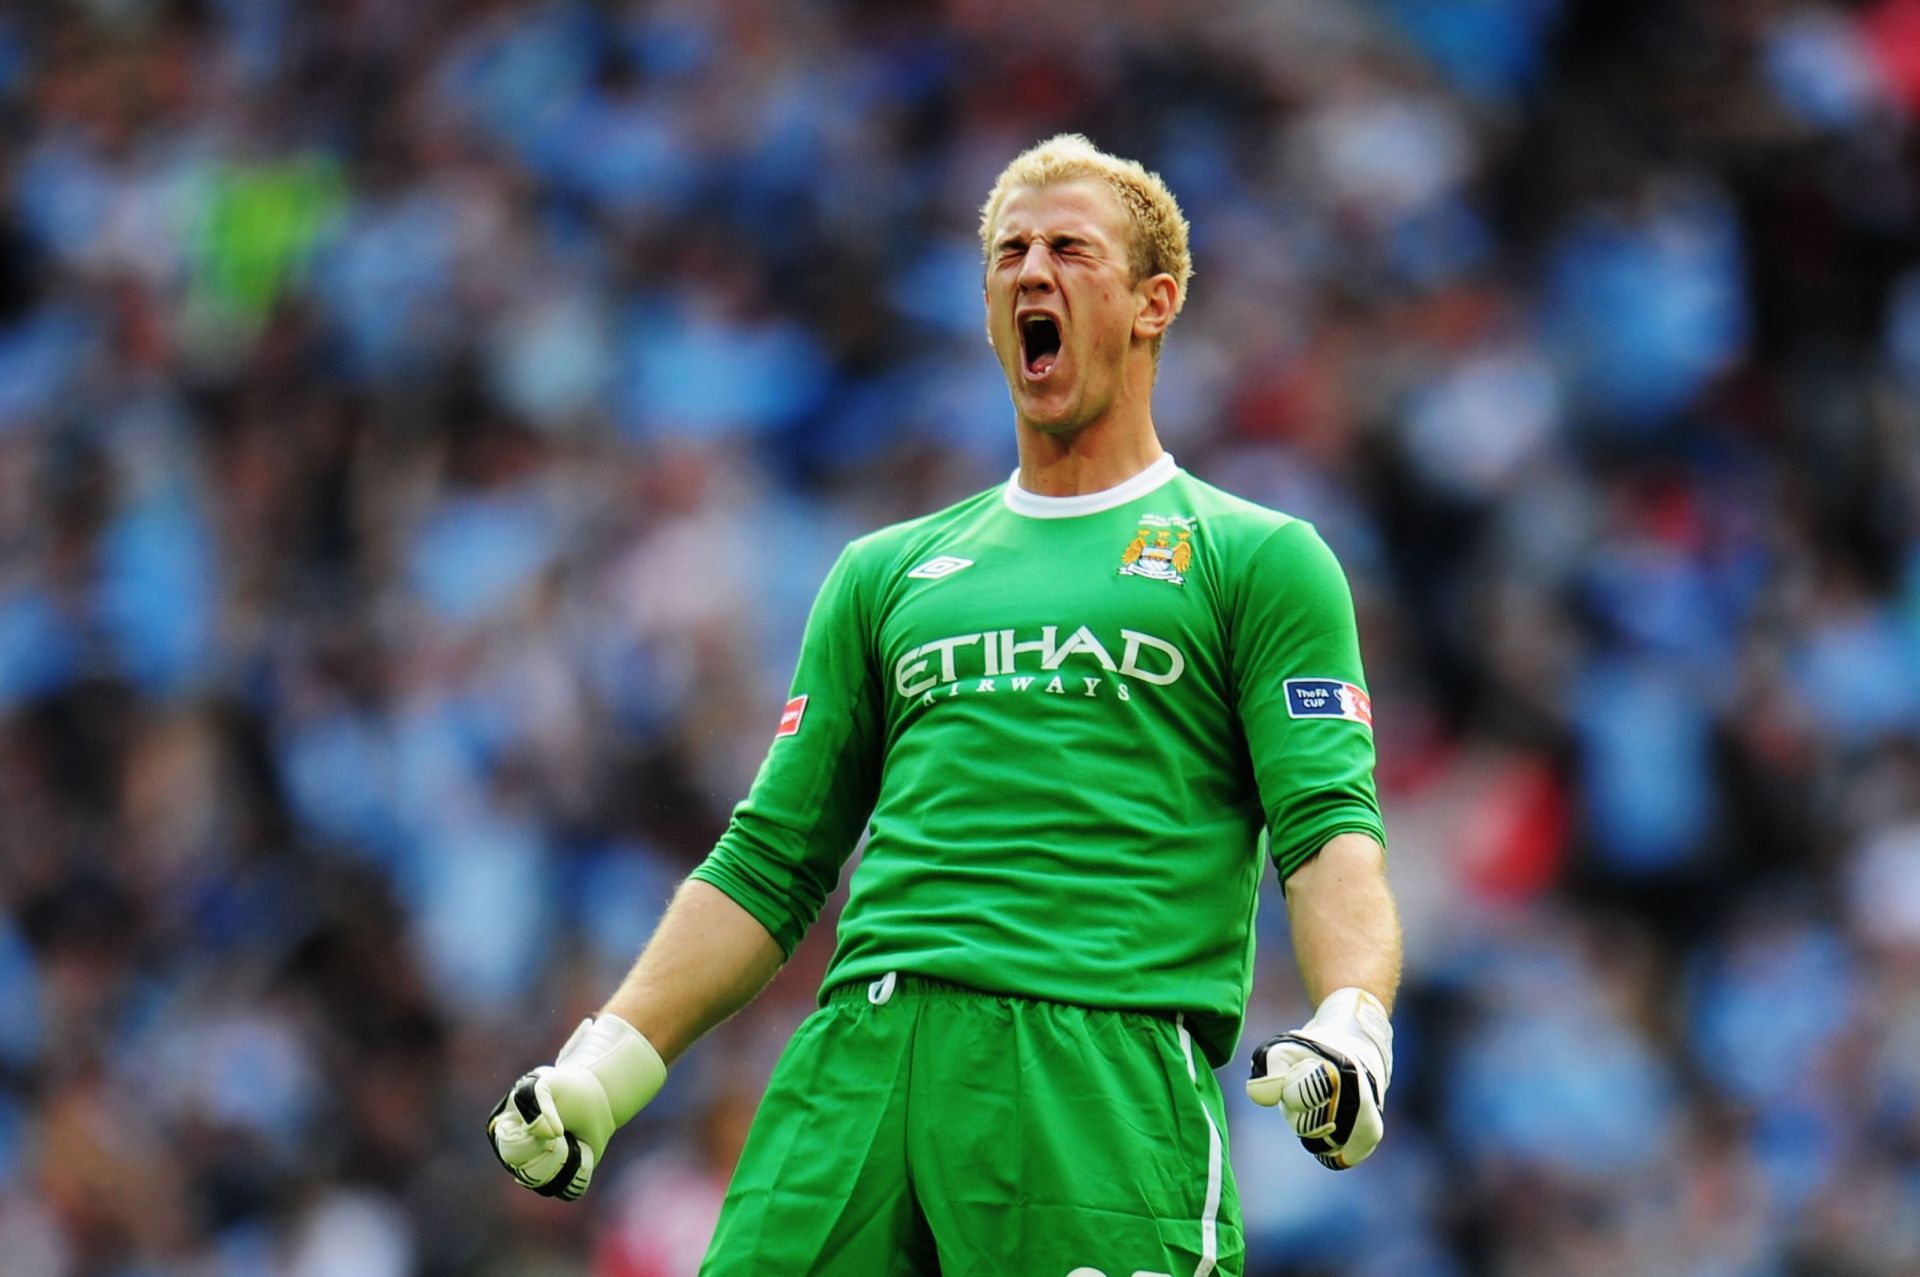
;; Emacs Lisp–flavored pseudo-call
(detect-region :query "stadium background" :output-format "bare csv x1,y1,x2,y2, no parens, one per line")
2,0,1920,1273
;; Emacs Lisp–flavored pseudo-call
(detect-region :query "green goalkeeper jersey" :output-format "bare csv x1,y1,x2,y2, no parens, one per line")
690,455,1384,1065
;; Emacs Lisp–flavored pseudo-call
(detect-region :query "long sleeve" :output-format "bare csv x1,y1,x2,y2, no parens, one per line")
1229,521,1386,879
689,545,885,956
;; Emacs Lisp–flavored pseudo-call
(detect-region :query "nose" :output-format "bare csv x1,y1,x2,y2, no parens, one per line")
1016,241,1056,293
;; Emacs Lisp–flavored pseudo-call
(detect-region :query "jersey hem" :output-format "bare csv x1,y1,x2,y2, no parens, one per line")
818,972,1187,1027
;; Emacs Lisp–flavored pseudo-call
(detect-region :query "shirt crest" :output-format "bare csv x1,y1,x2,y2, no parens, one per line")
1119,514,1196,586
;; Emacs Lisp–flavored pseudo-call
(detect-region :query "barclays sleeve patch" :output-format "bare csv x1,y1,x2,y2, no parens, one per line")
1284,678,1373,728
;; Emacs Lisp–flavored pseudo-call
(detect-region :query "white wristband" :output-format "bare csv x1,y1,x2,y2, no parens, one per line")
1304,987,1394,1094
556,1013,669,1126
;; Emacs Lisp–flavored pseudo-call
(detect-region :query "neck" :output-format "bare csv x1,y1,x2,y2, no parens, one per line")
1014,386,1163,497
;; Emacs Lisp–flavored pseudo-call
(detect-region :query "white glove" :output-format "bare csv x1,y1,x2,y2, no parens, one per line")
487,1013,668,1201
1247,987,1393,1170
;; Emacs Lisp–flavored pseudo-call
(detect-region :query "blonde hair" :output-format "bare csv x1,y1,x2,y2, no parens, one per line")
978,134,1193,328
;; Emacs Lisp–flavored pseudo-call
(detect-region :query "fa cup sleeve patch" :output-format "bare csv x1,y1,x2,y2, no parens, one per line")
1284,679,1372,728
776,695,808,738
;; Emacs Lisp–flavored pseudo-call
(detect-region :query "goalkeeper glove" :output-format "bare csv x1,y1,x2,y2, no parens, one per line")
487,1013,667,1201
1247,987,1393,1170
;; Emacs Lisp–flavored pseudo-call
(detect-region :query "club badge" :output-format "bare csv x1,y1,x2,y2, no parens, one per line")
1119,515,1195,586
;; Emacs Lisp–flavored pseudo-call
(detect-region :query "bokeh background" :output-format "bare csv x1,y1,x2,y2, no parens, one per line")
3,0,1920,1273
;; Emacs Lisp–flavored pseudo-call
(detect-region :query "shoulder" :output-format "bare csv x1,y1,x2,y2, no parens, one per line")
1168,469,1331,560
1165,472,1354,613
839,484,1004,573
1170,470,1301,540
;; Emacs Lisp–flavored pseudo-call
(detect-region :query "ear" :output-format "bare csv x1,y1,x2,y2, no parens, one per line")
1133,273,1178,344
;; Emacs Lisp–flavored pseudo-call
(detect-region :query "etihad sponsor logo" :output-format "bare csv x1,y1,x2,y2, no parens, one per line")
906,555,975,580
1119,514,1196,586
894,624,1186,702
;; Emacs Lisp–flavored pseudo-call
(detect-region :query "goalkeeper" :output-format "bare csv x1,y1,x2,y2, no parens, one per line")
489,134,1402,1277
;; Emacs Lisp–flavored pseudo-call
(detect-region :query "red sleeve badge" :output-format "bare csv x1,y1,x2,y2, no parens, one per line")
776,695,809,738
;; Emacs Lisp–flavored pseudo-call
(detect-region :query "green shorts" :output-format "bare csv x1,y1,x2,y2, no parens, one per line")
701,973,1244,1277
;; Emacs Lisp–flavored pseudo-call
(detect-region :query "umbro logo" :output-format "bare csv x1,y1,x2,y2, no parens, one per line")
907,555,975,580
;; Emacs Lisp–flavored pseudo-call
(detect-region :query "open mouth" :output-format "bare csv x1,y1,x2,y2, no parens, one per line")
1020,314,1062,378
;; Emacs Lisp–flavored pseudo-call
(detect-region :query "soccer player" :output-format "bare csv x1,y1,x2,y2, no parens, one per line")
488,134,1402,1276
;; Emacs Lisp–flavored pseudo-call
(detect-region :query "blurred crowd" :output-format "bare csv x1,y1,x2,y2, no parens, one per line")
2,0,1920,1273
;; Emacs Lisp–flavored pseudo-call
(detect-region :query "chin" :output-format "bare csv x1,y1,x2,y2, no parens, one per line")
1010,377,1087,432
1014,396,1084,436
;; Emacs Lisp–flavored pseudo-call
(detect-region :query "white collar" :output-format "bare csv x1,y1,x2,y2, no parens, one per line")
1001,453,1179,519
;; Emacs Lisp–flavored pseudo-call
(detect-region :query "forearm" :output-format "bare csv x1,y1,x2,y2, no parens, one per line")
1283,831,1402,1013
601,877,787,1064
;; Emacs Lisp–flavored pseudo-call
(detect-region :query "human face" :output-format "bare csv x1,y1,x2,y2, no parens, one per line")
985,181,1154,436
